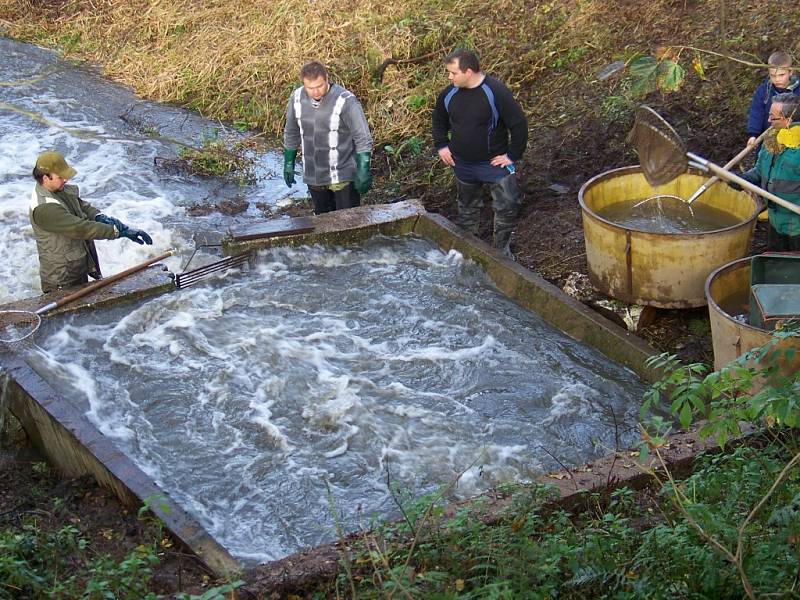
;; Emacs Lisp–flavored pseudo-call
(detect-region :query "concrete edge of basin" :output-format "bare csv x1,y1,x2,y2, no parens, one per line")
0,265,174,317
413,212,659,383
0,355,241,577
2,200,661,586
222,200,426,255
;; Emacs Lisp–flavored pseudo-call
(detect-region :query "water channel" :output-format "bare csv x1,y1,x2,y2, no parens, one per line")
2,37,648,564
0,37,305,304
25,235,647,562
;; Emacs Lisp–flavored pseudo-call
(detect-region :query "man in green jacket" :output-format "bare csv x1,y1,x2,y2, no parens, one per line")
29,151,153,293
739,93,800,251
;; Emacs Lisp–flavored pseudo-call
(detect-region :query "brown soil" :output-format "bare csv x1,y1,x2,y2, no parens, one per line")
0,423,223,599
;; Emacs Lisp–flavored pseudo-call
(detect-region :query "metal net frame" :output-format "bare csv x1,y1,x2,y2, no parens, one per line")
626,105,688,187
0,310,42,345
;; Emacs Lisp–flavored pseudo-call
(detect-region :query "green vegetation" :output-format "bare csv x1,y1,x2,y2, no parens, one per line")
0,1,782,145
0,464,243,599
0,497,159,599
176,130,259,183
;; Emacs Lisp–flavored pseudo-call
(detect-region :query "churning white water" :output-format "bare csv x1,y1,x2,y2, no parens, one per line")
25,236,647,563
0,37,305,304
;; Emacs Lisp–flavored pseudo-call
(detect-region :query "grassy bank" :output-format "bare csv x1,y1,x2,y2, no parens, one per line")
2,1,796,162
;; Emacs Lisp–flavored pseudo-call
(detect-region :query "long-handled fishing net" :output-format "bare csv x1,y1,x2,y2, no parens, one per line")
0,250,174,345
627,105,800,218
686,128,768,205
624,106,693,214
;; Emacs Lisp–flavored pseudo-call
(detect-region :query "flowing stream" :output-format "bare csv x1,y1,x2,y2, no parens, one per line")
0,37,305,304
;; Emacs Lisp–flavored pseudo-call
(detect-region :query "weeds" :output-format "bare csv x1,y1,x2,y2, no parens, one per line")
176,130,258,183
0,522,159,599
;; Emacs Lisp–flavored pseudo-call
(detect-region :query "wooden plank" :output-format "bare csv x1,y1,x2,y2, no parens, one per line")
228,216,315,241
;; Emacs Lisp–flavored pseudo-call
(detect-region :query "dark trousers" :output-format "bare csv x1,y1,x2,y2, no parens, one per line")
767,223,800,252
308,182,360,215
455,173,521,257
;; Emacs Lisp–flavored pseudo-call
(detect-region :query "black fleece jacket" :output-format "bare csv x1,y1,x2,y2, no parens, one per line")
432,75,528,162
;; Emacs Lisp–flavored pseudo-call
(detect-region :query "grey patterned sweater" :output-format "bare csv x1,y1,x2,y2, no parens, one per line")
283,83,373,186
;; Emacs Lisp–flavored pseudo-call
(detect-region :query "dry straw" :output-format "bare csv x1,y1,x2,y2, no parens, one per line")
1,0,779,146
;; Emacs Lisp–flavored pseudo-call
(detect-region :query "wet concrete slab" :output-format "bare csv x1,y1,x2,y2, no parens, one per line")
222,200,425,255
0,263,175,317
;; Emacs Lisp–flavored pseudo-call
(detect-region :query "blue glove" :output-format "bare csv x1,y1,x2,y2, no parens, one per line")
121,228,153,245
95,213,128,235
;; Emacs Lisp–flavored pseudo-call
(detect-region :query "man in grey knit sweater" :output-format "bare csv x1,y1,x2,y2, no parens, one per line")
283,61,373,214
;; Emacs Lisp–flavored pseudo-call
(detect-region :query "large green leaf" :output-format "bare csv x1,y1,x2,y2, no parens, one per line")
628,55,659,79
657,60,686,92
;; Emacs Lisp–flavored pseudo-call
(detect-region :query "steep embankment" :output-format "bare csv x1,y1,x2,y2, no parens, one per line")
1,1,794,161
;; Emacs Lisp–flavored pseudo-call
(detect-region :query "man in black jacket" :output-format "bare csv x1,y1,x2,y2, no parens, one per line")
432,48,528,258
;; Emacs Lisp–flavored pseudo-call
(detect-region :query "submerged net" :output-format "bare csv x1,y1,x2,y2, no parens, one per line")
626,105,688,187
0,310,41,344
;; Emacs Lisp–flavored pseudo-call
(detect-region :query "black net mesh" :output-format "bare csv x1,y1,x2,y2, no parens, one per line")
626,105,688,187
0,311,41,344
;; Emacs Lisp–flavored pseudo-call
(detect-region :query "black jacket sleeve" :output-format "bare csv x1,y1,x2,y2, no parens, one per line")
492,82,528,161
431,88,452,150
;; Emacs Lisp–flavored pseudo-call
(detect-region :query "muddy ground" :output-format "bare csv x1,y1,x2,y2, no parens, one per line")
0,422,221,599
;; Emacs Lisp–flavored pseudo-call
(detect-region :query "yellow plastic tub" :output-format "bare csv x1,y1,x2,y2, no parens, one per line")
706,256,800,375
579,166,758,308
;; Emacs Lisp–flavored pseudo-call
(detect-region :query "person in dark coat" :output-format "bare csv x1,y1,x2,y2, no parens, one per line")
747,51,799,148
432,48,528,258
30,151,152,292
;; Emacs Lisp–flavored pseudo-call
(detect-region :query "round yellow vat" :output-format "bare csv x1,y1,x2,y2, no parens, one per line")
579,166,758,308
706,257,800,374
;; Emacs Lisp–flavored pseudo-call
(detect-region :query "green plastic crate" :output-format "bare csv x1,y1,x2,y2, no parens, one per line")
750,253,800,287
749,284,800,330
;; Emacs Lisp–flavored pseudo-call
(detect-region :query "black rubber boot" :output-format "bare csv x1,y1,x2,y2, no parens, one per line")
489,174,521,259
455,178,484,236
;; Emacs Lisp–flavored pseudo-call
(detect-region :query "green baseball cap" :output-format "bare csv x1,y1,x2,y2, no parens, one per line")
35,151,77,179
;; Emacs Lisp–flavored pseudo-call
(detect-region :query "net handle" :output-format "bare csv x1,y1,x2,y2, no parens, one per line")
686,129,768,204
35,250,176,317
688,154,800,218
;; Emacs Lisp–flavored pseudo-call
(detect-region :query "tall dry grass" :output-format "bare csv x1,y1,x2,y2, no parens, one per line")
1,0,797,147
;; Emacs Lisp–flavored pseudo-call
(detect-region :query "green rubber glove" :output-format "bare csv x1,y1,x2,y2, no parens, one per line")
283,148,298,187
354,152,372,194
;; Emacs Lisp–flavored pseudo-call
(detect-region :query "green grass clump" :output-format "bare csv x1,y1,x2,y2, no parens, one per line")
0,522,159,599
316,442,800,598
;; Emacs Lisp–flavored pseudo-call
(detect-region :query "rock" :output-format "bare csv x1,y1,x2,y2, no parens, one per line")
595,60,626,81
548,183,570,195
562,271,596,302
217,197,248,215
